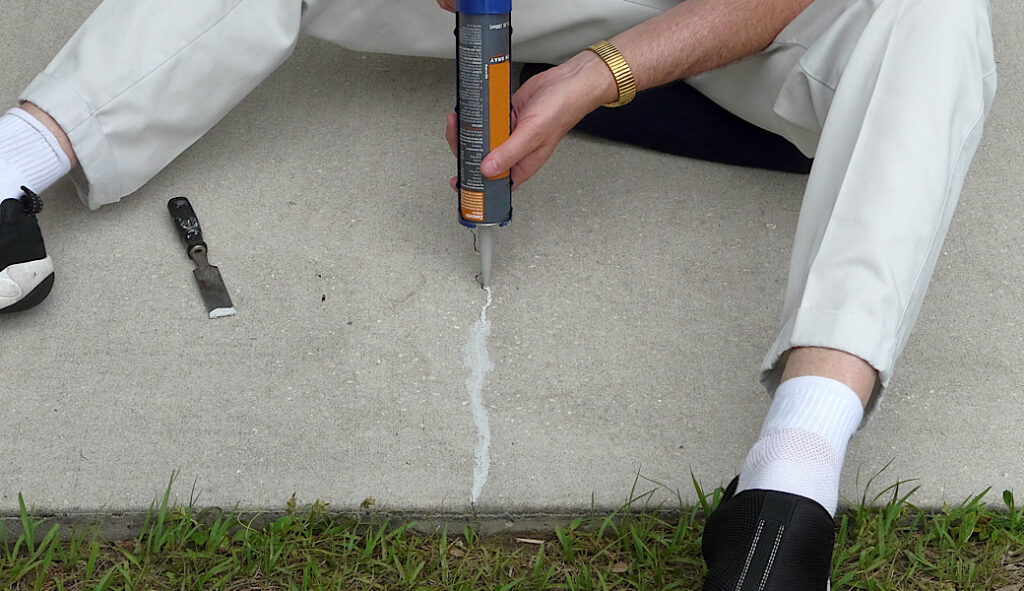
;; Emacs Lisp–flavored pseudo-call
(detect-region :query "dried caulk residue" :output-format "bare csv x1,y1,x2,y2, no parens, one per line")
463,286,494,504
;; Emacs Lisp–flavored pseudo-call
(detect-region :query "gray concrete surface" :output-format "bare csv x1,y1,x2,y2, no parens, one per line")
1,1,1022,523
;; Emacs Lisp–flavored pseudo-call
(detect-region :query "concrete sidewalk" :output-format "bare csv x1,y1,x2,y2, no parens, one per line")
2,1,1022,525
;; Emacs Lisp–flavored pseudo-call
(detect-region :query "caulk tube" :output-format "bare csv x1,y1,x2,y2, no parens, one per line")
456,0,512,229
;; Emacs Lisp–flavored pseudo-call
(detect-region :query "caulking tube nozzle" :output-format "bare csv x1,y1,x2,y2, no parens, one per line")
478,226,493,288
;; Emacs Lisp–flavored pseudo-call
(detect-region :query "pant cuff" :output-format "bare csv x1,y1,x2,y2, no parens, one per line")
20,72,123,210
759,307,896,426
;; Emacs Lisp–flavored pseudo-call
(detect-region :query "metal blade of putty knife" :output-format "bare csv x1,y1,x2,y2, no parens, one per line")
167,197,236,319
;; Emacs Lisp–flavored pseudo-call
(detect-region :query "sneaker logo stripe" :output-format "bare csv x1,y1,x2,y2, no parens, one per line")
734,520,765,591
757,524,785,591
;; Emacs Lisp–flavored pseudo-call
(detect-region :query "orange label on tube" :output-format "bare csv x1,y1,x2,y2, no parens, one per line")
487,59,511,180
461,189,485,221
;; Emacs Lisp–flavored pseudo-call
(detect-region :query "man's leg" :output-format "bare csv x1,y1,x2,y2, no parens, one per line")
0,0,337,312
781,347,874,408
756,0,997,410
736,347,872,508
16,0,336,210
689,0,996,588
17,103,78,169
0,102,76,312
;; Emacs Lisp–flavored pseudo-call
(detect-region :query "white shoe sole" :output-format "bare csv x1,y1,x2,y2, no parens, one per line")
0,256,54,309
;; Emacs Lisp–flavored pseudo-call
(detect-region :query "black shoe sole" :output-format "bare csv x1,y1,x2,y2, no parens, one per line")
0,272,54,314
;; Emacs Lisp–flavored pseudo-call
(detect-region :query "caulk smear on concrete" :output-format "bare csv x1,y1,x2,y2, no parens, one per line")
463,286,494,504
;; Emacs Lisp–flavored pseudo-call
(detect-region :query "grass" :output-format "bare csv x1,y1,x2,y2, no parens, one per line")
1,473,1022,591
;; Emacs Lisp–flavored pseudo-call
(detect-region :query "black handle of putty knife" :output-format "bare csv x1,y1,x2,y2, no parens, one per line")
167,197,207,257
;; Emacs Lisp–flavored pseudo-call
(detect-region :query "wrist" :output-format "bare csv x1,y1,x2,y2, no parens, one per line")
559,50,622,113
586,41,637,107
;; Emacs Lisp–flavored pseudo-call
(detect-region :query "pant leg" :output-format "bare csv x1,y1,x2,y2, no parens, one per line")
689,0,997,417
20,0,326,209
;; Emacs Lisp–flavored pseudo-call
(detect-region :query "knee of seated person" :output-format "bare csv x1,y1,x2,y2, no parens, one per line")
878,0,991,39
871,0,994,73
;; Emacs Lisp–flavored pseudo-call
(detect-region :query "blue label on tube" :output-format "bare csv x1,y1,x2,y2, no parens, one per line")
456,0,511,14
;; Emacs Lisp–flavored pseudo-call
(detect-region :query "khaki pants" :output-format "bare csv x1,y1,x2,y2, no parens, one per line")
21,0,997,415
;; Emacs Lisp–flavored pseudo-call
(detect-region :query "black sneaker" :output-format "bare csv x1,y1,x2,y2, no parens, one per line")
701,477,835,591
0,187,54,313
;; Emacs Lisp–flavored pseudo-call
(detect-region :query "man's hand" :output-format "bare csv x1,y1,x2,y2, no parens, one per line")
436,0,455,13
445,52,617,191
444,0,813,191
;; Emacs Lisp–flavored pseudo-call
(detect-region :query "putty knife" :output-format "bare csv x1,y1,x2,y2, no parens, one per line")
168,197,236,319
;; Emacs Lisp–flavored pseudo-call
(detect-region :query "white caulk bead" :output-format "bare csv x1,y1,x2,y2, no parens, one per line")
464,286,494,503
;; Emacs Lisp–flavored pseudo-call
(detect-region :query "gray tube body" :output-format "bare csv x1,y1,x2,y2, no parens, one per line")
457,11,512,227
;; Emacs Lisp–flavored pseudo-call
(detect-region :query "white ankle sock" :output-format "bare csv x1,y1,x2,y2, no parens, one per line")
736,376,864,516
0,107,72,201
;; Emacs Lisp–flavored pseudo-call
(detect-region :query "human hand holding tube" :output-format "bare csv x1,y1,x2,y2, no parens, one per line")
445,51,617,191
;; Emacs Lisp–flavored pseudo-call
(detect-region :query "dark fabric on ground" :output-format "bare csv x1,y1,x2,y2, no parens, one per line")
520,63,813,175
